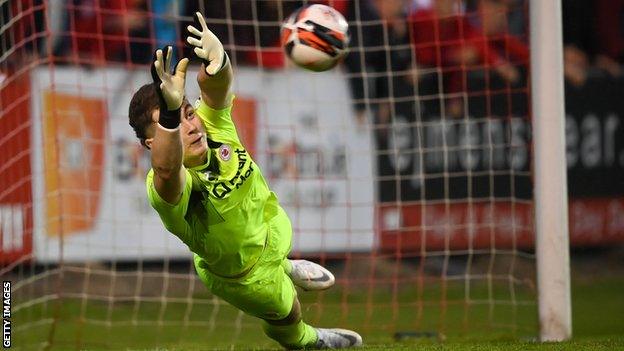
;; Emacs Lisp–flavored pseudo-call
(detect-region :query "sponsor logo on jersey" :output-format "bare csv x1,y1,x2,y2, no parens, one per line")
211,148,255,199
219,144,232,161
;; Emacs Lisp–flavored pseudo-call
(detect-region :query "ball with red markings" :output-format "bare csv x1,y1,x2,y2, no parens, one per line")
281,4,350,72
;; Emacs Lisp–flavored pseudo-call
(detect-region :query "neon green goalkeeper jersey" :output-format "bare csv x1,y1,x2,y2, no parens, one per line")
146,97,279,278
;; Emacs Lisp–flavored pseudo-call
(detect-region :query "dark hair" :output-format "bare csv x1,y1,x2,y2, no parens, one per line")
128,83,159,148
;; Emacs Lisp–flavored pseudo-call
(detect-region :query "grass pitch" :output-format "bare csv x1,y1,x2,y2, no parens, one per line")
13,264,624,350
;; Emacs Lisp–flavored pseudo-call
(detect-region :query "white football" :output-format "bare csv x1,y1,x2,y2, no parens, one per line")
281,4,350,72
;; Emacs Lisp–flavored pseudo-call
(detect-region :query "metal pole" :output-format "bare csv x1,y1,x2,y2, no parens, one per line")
530,0,572,342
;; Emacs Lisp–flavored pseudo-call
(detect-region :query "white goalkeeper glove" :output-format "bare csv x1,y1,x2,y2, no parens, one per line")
186,11,229,76
150,45,189,129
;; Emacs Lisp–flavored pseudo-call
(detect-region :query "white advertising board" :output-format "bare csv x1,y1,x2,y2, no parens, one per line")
31,66,374,262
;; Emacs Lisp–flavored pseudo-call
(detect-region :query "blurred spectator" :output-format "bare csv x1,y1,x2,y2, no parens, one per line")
471,0,529,80
563,45,591,87
408,0,528,116
180,0,229,64
408,0,468,69
504,0,526,37
0,0,45,68
562,0,594,86
466,0,528,117
562,0,595,61
54,0,152,65
410,0,527,84
152,0,183,62
562,0,623,86
183,0,303,68
408,0,468,117
240,0,301,68
589,0,623,76
343,0,414,128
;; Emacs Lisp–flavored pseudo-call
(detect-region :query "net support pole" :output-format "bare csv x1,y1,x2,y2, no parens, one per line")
529,0,572,342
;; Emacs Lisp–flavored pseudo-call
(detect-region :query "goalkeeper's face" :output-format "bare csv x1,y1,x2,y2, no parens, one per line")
147,101,208,166
178,102,209,167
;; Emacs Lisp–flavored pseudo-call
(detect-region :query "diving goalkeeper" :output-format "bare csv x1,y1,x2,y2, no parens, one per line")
128,12,362,350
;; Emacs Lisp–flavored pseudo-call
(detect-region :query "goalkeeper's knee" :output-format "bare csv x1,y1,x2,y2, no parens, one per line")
261,298,317,349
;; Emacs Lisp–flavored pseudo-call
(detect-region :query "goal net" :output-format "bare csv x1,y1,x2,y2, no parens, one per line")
2,0,538,349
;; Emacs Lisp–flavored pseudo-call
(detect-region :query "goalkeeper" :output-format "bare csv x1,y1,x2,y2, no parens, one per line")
128,12,362,350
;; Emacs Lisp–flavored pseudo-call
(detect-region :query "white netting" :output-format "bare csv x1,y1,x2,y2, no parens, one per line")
1,1,537,350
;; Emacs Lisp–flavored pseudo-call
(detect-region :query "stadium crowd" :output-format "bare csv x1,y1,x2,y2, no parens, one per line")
4,0,622,123
41,1,619,118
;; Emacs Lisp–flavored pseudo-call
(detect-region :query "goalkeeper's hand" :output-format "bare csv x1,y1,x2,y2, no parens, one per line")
150,46,189,129
186,12,229,76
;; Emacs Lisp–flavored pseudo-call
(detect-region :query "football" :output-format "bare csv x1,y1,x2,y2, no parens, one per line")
281,4,350,72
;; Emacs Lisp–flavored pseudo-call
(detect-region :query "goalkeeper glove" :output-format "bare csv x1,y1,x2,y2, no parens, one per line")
150,45,189,129
186,11,229,76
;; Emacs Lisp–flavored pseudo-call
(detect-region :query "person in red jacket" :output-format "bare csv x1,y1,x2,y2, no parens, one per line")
408,0,528,116
68,0,151,65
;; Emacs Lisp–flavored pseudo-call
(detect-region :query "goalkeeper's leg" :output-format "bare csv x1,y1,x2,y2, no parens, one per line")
193,205,362,349
261,297,317,349
262,297,362,349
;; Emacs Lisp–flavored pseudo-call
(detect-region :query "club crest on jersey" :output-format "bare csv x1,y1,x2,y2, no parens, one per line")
219,144,232,161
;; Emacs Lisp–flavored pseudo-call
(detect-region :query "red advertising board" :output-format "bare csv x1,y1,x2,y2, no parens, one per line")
378,198,624,251
0,70,33,264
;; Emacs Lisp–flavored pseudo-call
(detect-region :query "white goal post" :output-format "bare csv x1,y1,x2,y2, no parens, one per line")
530,0,572,342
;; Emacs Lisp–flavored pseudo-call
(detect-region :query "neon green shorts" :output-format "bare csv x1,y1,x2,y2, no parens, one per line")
193,208,295,321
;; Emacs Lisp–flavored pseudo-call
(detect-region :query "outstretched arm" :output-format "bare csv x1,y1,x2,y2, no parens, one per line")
187,12,233,110
150,46,189,204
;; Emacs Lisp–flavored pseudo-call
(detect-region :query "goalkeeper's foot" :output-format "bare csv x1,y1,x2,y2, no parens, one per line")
288,259,335,291
314,328,362,349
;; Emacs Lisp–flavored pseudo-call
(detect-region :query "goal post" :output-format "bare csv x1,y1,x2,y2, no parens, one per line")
529,0,572,342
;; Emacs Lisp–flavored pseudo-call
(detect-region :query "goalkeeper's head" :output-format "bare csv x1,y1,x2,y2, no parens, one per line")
128,83,209,167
